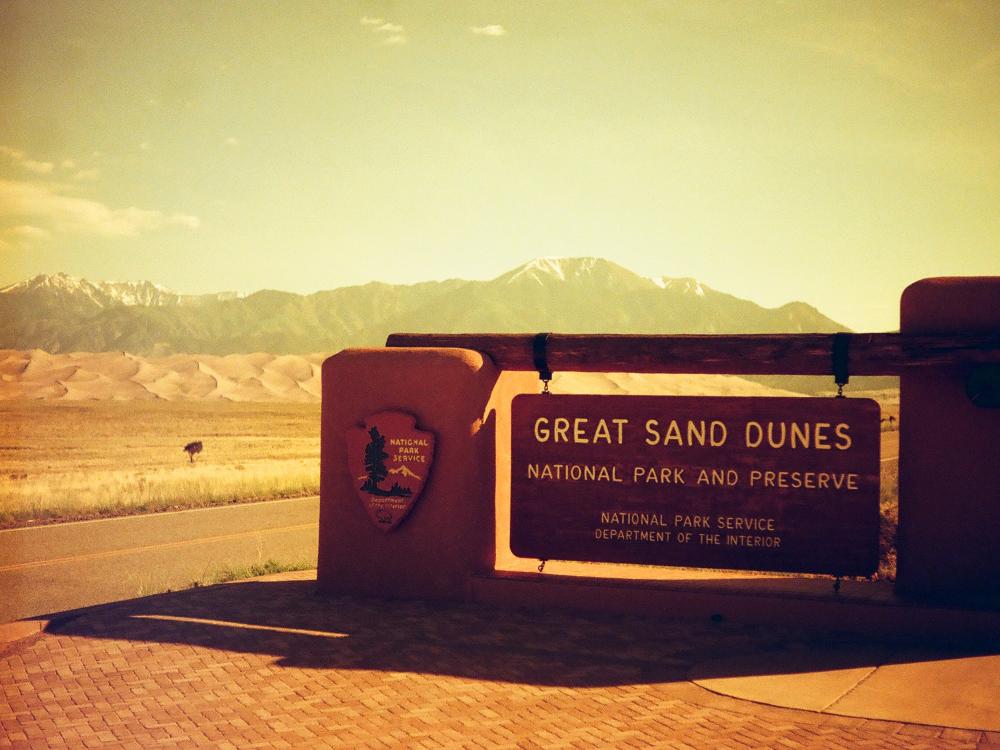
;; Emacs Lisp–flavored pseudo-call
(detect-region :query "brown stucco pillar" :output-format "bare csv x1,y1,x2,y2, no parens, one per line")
317,348,500,600
897,277,1000,599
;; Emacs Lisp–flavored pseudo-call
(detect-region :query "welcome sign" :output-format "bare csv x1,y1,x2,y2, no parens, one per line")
510,394,880,576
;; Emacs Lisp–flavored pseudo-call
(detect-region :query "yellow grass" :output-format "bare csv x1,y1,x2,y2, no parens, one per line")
0,401,320,526
879,459,899,581
194,558,316,586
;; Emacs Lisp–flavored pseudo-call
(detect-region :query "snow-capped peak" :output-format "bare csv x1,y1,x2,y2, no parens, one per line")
498,259,714,297
1,272,240,308
500,257,650,288
505,257,578,284
1,272,83,294
97,279,177,306
656,276,708,297
0,272,180,306
539,257,568,280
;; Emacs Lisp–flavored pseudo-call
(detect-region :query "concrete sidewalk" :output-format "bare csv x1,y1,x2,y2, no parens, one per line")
2,570,997,749
691,646,1000,732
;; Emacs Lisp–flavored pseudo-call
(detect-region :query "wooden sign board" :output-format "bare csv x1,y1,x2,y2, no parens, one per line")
510,395,880,576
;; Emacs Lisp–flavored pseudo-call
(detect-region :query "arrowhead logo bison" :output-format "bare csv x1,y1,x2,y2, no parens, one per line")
346,411,435,532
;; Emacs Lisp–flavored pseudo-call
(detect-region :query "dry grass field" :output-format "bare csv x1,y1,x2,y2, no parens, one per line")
0,400,320,527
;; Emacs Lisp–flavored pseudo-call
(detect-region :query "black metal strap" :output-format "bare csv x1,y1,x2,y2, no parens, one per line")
533,332,552,388
832,333,850,397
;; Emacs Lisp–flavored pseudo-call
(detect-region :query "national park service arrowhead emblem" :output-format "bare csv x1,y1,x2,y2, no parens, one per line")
347,411,435,532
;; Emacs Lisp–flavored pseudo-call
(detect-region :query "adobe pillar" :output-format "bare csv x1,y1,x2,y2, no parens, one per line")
317,348,500,600
897,277,1000,598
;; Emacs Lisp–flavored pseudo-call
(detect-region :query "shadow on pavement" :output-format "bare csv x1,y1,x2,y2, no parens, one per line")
46,579,999,689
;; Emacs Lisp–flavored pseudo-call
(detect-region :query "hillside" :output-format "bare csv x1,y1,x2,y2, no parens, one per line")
1,258,846,355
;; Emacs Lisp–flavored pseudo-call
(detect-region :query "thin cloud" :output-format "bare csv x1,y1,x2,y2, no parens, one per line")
169,214,200,230
0,146,25,161
779,4,1000,93
21,159,54,174
1,224,52,251
470,24,506,37
5,224,52,240
0,145,55,175
0,179,200,238
6,225,51,240
73,168,101,181
224,137,240,147
361,16,406,44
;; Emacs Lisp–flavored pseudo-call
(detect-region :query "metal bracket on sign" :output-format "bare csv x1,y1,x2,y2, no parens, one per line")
533,332,553,395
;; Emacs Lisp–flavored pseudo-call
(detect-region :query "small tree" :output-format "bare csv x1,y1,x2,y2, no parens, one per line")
183,441,203,463
361,427,388,492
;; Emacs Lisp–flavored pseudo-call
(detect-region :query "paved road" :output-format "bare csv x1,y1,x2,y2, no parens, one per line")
0,497,318,623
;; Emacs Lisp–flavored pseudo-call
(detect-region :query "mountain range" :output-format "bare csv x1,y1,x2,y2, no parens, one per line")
1,258,847,356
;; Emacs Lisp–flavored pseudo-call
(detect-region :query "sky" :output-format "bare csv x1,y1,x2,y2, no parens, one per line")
0,0,997,332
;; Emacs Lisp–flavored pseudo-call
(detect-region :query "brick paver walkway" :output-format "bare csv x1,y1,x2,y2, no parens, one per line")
2,574,996,749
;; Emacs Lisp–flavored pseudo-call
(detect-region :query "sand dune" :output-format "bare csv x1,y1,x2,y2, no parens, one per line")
552,372,801,397
0,350,329,402
0,350,802,402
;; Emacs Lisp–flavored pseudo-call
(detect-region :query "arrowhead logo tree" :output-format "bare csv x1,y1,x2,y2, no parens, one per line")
360,426,413,497
347,412,435,531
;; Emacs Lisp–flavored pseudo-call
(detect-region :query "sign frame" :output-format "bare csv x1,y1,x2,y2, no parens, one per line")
510,394,880,576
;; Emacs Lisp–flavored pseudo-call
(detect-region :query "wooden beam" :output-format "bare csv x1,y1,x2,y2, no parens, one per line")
384,332,1000,376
